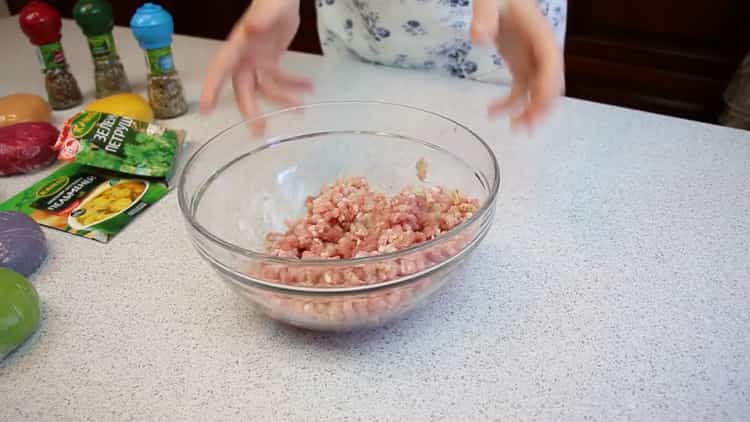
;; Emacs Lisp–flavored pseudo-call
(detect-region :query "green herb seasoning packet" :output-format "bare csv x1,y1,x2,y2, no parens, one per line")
55,111,185,181
3,111,185,242
0,163,169,243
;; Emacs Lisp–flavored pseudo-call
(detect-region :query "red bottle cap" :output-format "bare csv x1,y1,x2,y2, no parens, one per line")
19,1,62,46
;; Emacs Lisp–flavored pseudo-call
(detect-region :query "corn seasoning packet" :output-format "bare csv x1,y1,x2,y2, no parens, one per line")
0,163,169,242
54,111,185,180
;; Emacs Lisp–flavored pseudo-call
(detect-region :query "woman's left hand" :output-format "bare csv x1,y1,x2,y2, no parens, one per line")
471,0,565,130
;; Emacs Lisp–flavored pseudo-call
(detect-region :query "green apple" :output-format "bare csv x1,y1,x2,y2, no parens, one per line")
0,268,41,360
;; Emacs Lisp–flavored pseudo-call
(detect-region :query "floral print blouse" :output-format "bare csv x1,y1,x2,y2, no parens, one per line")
316,0,567,84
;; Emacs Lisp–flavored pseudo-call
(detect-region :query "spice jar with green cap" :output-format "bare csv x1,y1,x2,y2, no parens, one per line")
19,1,83,110
130,3,187,119
74,0,131,98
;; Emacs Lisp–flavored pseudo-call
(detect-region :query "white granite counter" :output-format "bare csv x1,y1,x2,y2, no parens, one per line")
1,18,748,422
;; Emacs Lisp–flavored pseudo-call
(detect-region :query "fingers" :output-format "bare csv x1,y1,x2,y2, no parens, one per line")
488,0,563,130
519,9,564,128
514,84,553,129
489,83,531,131
200,0,287,115
272,69,314,92
488,82,525,117
232,68,260,120
523,2,563,81
470,0,501,44
257,72,304,108
201,43,241,114
233,69,268,136
516,62,563,128
200,8,260,115
201,40,311,116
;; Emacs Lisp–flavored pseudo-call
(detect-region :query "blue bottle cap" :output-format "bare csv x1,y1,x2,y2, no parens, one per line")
130,3,173,50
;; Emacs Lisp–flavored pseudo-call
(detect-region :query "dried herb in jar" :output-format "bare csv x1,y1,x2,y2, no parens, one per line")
74,0,131,98
93,59,130,97
45,68,84,109
19,1,83,110
131,4,188,119
147,72,188,119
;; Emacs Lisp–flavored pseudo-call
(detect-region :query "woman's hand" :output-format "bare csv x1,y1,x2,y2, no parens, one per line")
471,0,565,130
200,0,312,120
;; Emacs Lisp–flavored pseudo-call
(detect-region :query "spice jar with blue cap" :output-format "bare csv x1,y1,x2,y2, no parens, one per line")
130,3,187,119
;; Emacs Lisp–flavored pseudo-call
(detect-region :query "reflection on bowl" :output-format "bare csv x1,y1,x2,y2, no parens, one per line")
178,101,500,331
68,179,148,230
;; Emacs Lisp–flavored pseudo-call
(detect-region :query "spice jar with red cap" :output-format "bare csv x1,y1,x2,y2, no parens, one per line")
19,1,83,110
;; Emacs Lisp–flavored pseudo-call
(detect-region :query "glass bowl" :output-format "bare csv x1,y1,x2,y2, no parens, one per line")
178,101,500,331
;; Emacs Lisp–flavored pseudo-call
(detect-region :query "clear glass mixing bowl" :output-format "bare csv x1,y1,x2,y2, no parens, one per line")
178,101,500,331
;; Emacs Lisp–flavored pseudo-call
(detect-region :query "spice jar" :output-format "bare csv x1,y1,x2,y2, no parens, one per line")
19,1,83,110
130,3,188,119
73,0,131,98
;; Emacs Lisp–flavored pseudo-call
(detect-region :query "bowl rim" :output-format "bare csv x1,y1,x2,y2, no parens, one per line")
178,100,500,268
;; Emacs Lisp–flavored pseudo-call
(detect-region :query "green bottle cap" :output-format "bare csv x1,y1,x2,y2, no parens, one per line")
73,0,113,37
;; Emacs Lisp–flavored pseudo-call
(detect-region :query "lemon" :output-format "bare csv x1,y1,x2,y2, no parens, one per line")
85,93,154,122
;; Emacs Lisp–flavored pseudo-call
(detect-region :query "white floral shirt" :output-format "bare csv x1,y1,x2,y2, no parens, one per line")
316,0,567,84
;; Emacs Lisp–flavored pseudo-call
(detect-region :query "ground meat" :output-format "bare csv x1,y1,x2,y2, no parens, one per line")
250,177,481,328
258,177,479,287
266,177,477,261
416,158,427,182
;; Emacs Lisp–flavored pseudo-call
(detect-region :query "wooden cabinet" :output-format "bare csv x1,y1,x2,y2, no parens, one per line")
566,0,750,122
9,0,749,123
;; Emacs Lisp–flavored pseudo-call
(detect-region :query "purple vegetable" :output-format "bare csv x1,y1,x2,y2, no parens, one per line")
0,211,47,277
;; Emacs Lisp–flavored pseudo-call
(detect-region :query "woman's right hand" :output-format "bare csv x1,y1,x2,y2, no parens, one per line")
200,0,313,120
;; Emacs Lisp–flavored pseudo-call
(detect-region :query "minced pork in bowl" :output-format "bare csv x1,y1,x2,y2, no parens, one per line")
178,101,500,331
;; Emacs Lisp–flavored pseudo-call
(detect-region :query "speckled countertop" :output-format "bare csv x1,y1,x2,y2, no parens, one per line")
1,19,749,422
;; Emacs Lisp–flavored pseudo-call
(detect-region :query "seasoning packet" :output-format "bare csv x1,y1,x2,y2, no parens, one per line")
0,163,168,242
54,111,185,182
